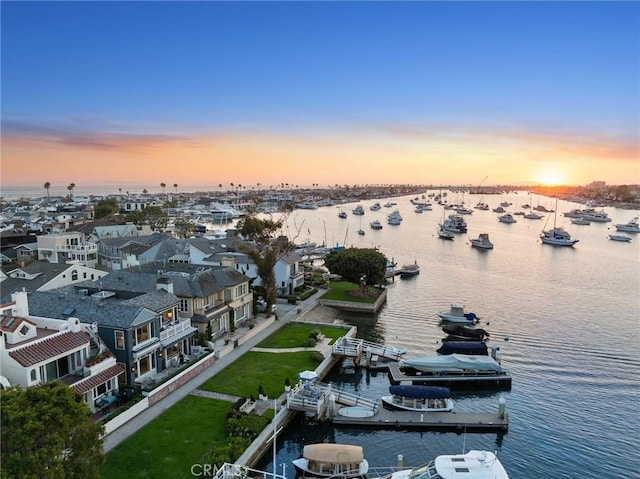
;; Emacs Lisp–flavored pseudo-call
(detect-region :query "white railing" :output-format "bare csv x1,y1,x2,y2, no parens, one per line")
160,319,194,343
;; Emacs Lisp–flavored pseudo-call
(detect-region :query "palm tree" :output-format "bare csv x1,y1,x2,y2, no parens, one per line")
173,183,178,194
160,183,166,198
44,182,51,201
67,183,75,198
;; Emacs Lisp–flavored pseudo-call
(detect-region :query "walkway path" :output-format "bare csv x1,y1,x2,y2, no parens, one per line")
103,289,327,453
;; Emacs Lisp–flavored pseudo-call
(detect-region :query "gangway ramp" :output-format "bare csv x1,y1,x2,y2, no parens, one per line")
286,381,378,418
332,337,406,362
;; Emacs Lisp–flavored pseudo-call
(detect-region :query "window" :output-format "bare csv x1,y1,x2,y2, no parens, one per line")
30,369,36,381
115,331,124,349
179,299,188,312
135,324,150,344
139,354,154,375
19,324,29,336
71,270,78,281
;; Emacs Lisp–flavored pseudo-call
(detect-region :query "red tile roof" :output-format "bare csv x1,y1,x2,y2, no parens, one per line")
72,363,125,394
0,314,36,333
8,331,90,367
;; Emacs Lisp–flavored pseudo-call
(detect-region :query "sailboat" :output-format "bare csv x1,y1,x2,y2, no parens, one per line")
437,209,455,240
540,199,579,246
357,215,365,236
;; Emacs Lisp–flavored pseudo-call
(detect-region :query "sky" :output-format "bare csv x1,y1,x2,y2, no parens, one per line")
1,1,639,194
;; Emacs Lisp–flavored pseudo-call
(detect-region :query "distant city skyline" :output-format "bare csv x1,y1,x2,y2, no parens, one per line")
1,1,638,188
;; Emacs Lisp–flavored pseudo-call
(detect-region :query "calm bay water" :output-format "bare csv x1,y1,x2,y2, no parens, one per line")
258,192,640,479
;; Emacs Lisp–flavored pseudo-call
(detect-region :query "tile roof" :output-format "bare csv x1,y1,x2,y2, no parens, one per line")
0,314,36,333
9,331,90,367
72,363,125,394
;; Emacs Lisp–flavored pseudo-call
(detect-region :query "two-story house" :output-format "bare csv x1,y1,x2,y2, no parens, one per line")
0,291,124,413
37,232,98,267
22,283,194,387
96,232,169,270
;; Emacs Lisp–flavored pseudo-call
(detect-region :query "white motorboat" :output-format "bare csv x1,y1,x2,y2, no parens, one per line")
570,217,590,225
379,450,509,479
523,211,544,219
381,385,454,412
440,214,467,233
609,234,632,242
398,262,420,278
470,233,493,249
437,304,478,324
387,210,403,225
437,225,455,240
370,220,383,230
540,199,579,246
615,216,640,233
352,205,365,215
540,227,579,246
400,354,503,374
370,202,382,211
581,209,611,222
293,444,369,479
492,206,505,213
498,213,516,223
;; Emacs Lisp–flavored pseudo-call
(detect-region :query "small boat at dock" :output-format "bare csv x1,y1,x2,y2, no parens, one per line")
442,324,489,341
293,443,369,479
381,385,454,412
437,304,478,324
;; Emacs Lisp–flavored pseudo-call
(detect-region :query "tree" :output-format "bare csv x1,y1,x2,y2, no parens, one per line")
173,217,194,238
237,214,295,307
141,206,168,231
0,381,105,479
67,183,75,198
93,198,120,219
44,182,51,201
324,247,388,291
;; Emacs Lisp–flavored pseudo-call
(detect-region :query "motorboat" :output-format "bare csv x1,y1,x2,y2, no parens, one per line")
615,216,640,233
380,450,509,479
357,229,365,236
437,225,455,240
523,211,544,219
338,210,348,219
352,205,365,215
540,227,579,246
399,262,420,278
540,199,579,246
370,202,382,211
400,354,503,374
387,210,403,225
609,234,632,242
293,443,369,479
437,304,478,324
470,233,493,249
442,324,489,341
474,202,490,210
370,220,383,230
581,209,611,222
436,341,488,356
440,214,467,233
381,385,454,412
497,213,516,223
492,206,506,213
570,217,590,225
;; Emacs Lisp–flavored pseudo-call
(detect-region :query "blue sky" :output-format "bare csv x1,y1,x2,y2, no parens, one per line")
1,1,639,189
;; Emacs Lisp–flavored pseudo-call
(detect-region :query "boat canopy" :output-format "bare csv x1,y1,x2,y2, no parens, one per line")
389,385,451,399
303,444,364,464
402,354,503,372
436,341,488,356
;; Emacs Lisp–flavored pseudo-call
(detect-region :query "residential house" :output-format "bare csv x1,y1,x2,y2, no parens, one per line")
89,261,253,342
97,232,169,270
24,284,194,387
0,291,124,413
0,260,108,296
272,250,305,295
37,232,98,267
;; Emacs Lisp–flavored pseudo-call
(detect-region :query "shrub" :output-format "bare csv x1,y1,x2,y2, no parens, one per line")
308,328,322,340
304,338,317,348
311,351,325,362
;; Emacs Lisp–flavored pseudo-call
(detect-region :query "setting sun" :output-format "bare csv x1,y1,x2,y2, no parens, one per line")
537,168,566,186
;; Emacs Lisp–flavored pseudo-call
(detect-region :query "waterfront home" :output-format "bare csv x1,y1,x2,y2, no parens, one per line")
0,260,108,294
0,291,124,413
22,282,194,387
97,232,169,270
37,232,98,267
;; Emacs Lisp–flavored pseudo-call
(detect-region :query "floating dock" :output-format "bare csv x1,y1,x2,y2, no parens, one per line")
331,407,508,432
388,363,512,391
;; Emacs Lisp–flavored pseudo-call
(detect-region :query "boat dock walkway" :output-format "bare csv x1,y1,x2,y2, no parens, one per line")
331,407,508,432
332,337,407,363
286,381,379,417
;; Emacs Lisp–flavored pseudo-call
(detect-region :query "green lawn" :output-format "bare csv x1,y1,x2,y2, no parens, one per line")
102,395,230,479
319,281,382,303
199,351,321,399
256,322,347,349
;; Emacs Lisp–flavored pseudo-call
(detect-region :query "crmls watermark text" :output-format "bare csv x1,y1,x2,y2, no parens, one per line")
190,464,220,477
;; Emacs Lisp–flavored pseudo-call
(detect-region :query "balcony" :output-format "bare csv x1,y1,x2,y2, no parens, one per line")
160,319,197,346
56,242,98,253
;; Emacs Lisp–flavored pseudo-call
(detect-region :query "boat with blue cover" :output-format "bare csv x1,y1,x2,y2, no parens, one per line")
381,385,454,412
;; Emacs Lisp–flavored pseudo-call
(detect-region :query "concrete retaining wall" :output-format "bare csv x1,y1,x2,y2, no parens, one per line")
318,289,387,313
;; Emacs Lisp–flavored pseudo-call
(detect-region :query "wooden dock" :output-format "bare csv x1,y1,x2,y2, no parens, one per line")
331,407,508,432
388,363,512,391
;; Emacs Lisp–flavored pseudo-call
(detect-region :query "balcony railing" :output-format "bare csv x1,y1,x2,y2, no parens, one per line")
55,243,98,253
160,319,196,343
